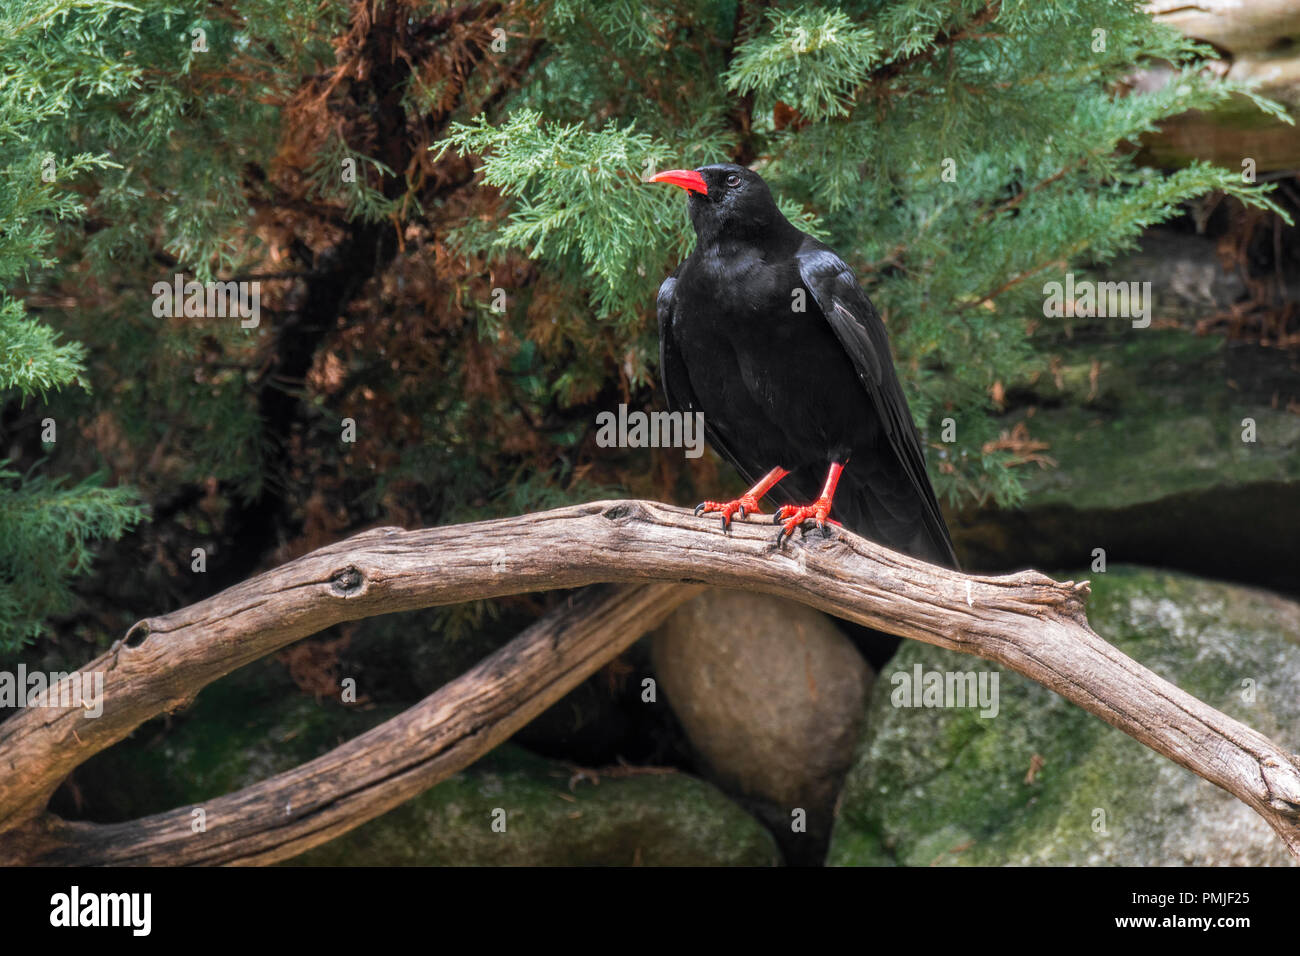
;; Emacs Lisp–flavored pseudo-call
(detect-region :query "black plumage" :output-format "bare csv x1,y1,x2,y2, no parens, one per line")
652,163,957,569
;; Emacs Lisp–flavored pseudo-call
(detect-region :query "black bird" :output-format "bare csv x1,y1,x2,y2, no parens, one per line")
649,163,958,570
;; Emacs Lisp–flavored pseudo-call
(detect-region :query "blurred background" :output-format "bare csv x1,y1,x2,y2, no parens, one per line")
1,0,1297,866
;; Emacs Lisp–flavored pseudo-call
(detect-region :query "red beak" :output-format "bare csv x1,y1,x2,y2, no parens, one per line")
649,169,708,195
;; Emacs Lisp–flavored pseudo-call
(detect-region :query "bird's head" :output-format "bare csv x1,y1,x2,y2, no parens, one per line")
649,163,783,243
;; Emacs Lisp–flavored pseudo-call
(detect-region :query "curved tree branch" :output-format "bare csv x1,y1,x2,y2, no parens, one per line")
2,581,699,865
1,499,1298,863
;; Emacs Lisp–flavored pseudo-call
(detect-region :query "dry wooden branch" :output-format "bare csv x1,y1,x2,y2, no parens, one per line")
2,582,698,865
1,499,1298,864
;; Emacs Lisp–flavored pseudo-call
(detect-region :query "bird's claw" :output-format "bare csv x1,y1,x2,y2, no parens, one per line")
694,493,764,530
772,501,839,546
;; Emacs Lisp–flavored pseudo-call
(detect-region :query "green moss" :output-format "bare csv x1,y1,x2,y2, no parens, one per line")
1006,330,1300,511
285,744,781,866
829,567,1300,866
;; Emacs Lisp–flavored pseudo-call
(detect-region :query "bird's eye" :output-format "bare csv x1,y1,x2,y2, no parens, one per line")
726,174,741,188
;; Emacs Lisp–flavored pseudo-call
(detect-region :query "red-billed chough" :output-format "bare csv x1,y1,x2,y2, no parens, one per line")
650,163,958,570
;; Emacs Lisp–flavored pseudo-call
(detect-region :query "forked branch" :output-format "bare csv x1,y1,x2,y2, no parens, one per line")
1,499,1297,863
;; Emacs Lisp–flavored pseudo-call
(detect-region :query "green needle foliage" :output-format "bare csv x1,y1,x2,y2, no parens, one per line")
439,0,1289,507
0,462,144,648
1,0,335,649
0,1,159,650
0,0,1291,655
723,8,880,120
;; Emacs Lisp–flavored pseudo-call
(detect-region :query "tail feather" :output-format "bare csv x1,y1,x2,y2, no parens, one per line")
825,473,958,669
833,474,958,570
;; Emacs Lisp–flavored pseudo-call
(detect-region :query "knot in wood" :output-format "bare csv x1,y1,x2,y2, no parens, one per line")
124,620,151,648
329,566,365,596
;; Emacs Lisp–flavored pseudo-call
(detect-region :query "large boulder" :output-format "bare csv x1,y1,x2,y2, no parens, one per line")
1140,1,1300,170
51,652,778,866
954,323,1300,595
287,743,781,866
828,566,1300,866
651,589,873,862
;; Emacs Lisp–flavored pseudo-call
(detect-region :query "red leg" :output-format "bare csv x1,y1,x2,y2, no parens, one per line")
774,462,845,544
694,466,789,530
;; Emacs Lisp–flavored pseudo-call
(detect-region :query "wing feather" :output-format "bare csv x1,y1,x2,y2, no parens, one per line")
796,245,958,567
657,271,762,489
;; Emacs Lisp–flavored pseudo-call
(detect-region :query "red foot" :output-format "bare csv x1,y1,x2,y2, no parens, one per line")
695,493,765,530
773,499,842,544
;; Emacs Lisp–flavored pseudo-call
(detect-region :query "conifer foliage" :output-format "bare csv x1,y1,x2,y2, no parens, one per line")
438,0,1286,505
0,0,1287,652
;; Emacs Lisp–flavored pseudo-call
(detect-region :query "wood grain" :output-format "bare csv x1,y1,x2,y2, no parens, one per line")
1,499,1297,862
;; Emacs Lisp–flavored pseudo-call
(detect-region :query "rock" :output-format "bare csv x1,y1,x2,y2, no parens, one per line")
650,589,873,861
1138,2,1300,170
285,744,781,866
954,324,1300,596
1150,0,1300,62
828,566,1300,866
1099,229,1250,320
52,653,776,866
1137,95,1300,173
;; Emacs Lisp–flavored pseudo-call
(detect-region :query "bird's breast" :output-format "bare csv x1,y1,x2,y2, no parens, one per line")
670,254,870,467
680,255,807,327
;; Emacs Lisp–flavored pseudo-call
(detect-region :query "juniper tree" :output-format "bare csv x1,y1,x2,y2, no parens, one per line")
438,0,1287,507
0,1,154,650
0,0,1288,655
0,0,560,650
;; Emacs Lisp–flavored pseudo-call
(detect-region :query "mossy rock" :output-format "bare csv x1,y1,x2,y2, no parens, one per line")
1009,329,1300,511
955,327,1300,595
52,656,776,866
286,744,781,866
828,566,1300,866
